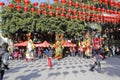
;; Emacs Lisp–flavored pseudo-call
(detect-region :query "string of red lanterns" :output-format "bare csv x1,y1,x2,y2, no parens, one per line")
0,0,119,24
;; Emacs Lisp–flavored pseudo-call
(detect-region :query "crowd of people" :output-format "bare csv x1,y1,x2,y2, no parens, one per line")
3,43,120,61
0,41,120,79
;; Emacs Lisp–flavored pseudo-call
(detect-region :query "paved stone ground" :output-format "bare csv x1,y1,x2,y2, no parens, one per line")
3,57,120,80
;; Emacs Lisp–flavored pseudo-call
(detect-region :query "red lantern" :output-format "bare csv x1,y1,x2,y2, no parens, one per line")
16,5,21,11
74,15,78,20
55,6,60,12
106,9,110,14
0,2,5,7
60,13,64,17
8,3,14,9
87,5,91,10
40,3,45,10
55,12,59,17
61,6,66,13
109,1,114,6
43,10,47,16
16,0,21,3
91,6,96,11
24,0,30,6
31,8,35,13
78,11,82,15
37,9,41,15
104,0,108,5
54,0,59,4
70,15,73,20
81,3,85,10
87,13,91,17
47,5,52,10
73,9,77,15
49,11,53,16
60,0,66,5
66,14,69,19
98,0,102,4
24,6,28,12
97,8,101,12
33,2,38,7
82,11,86,15
79,16,82,20
67,8,72,14
68,0,72,7
74,1,79,8
101,8,105,12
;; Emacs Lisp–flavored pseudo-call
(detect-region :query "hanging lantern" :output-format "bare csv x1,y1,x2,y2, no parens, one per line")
98,0,102,4
74,15,78,20
60,13,64,17
74,1,79,8
16,5,21,11
67,8,72,14
104,0,109,5
109,0,114,6
93,0,96,3
43,10,47,16
40,3,45,10
91,6,96,11
55,6,60,12
113,2,119,8
70,15,73,20
61,6,66,13
106,9,110,14
79,16,82,20
33,2,38,7
16,0,21,3
78,11,82,15
68,0,72,7
87,13,91,17
8,3,14,10
60,0,66,5
24,6,28,12
73,9,77,15
37,9,41,15
31,8,35,13
66,14,69,19
87,5,91,10
101,8,105,12
97,8,101,12
24,0,30,6
55,12,59,17
0,2,5,7
81,3,85,10
54,0,59,4
49,11,53,16
47,5,52,10
82,11,86,15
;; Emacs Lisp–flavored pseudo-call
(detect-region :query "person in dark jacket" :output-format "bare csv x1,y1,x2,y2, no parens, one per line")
0,55,8,80
0,43,9,70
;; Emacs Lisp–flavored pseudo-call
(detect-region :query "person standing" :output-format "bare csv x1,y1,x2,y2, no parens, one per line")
37,47,43,59
26,39,35,61
90,45,103,73
0,43,9,80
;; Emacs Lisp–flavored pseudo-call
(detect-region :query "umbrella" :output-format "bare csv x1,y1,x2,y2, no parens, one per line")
35,41,51,47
